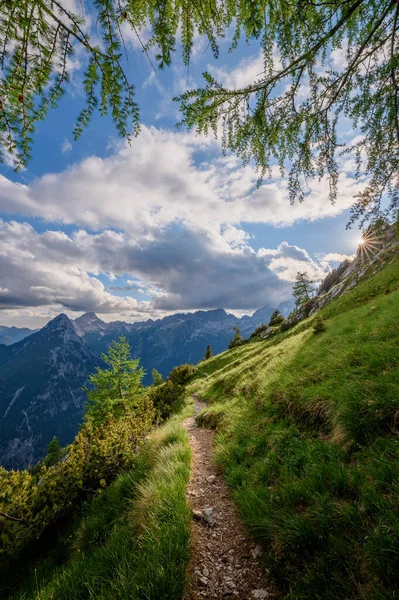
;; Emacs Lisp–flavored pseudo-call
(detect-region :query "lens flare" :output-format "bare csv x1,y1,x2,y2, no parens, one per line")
357,231,383,262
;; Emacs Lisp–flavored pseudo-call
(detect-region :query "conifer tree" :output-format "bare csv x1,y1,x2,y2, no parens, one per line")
228,326,243,349
151,368,163,386
269,309,284,326
45,436,62,466
292,272,315,310
203,344,213,360
84,336,144,425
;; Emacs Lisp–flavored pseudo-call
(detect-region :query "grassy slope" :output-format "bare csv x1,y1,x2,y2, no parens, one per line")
7,406,193,600
189,257,399,600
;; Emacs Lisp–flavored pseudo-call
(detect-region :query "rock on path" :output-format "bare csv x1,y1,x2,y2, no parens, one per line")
184,397,273,600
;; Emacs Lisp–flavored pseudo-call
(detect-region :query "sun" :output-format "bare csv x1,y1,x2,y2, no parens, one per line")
357,230,383,262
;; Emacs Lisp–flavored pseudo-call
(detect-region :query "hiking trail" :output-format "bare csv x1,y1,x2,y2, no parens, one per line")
183,396,273,600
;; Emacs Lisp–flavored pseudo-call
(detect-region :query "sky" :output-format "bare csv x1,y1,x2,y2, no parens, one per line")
0,2,364,329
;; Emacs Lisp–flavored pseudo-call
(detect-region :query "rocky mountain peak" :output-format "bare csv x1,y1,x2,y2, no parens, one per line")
44,313,76,334
74,312,106,336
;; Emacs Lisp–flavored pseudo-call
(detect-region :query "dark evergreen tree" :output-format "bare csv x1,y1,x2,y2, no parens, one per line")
45,436,62,467
269,309,285,326
228,326,244,349
203,344,213,360
151,368,163,386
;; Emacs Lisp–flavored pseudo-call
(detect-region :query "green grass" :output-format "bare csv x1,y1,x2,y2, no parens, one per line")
7,407,193,600
190,254,399,599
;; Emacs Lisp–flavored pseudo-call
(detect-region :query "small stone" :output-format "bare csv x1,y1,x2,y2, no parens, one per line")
206,475,216,483
202,507,216,527
252,591,270,599
203,566,209,577
199,577,208,586
251,545,262,559
223,588,233,596
193,510,203,521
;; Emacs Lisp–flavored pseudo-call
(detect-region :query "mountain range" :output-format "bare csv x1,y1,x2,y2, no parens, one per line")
0,325,38,346
0,300,294,469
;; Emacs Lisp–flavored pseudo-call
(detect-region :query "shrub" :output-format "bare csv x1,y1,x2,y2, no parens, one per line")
268,309,285,327
250,323,269,338
313,316,327,334
151,368,163,386
0,395,155,565
150,380,185,421
169,363,196,385
228,326,246,349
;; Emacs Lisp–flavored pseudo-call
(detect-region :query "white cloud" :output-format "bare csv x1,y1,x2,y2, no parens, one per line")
322,252,353,263
0,219,330,321
207,51,265,90
0,126,364,235
61,138,72,153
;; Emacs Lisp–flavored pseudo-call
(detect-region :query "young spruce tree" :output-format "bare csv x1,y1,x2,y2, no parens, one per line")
84,336,144,425
292,272,315,310
203,344,213,360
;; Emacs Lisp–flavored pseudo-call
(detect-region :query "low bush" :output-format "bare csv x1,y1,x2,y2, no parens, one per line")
6,415,192,600
150,380,185,421
0,395,155,565
250,323,269,338
169,363,196,385
312,316,327,334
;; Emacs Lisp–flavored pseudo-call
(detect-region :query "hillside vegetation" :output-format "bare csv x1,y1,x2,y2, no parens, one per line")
189,252,399,599
4,409,192,600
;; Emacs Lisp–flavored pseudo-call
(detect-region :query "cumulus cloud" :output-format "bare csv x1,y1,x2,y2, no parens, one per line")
322,252,353,263
0,219,330,320
0,126,364,235
0,120,362,324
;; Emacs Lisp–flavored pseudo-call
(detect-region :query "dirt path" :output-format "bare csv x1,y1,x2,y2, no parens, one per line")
184,397,273,600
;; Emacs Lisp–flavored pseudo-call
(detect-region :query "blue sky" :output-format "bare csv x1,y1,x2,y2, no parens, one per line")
0,3,364,328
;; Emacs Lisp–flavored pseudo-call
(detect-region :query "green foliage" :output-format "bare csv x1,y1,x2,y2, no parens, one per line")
150,380,185,421
177,1,399,225
268,309,285,327
249,322,269,338
151,368,163,386
190,254,399,598
203,344,213,361
312,316,327,334
292,271,315,310
44,436,62,467
0,394,155,566
6,414,191,600
85,336,144,425
2,4,397,223
169,363,196,385
228,325,245,349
